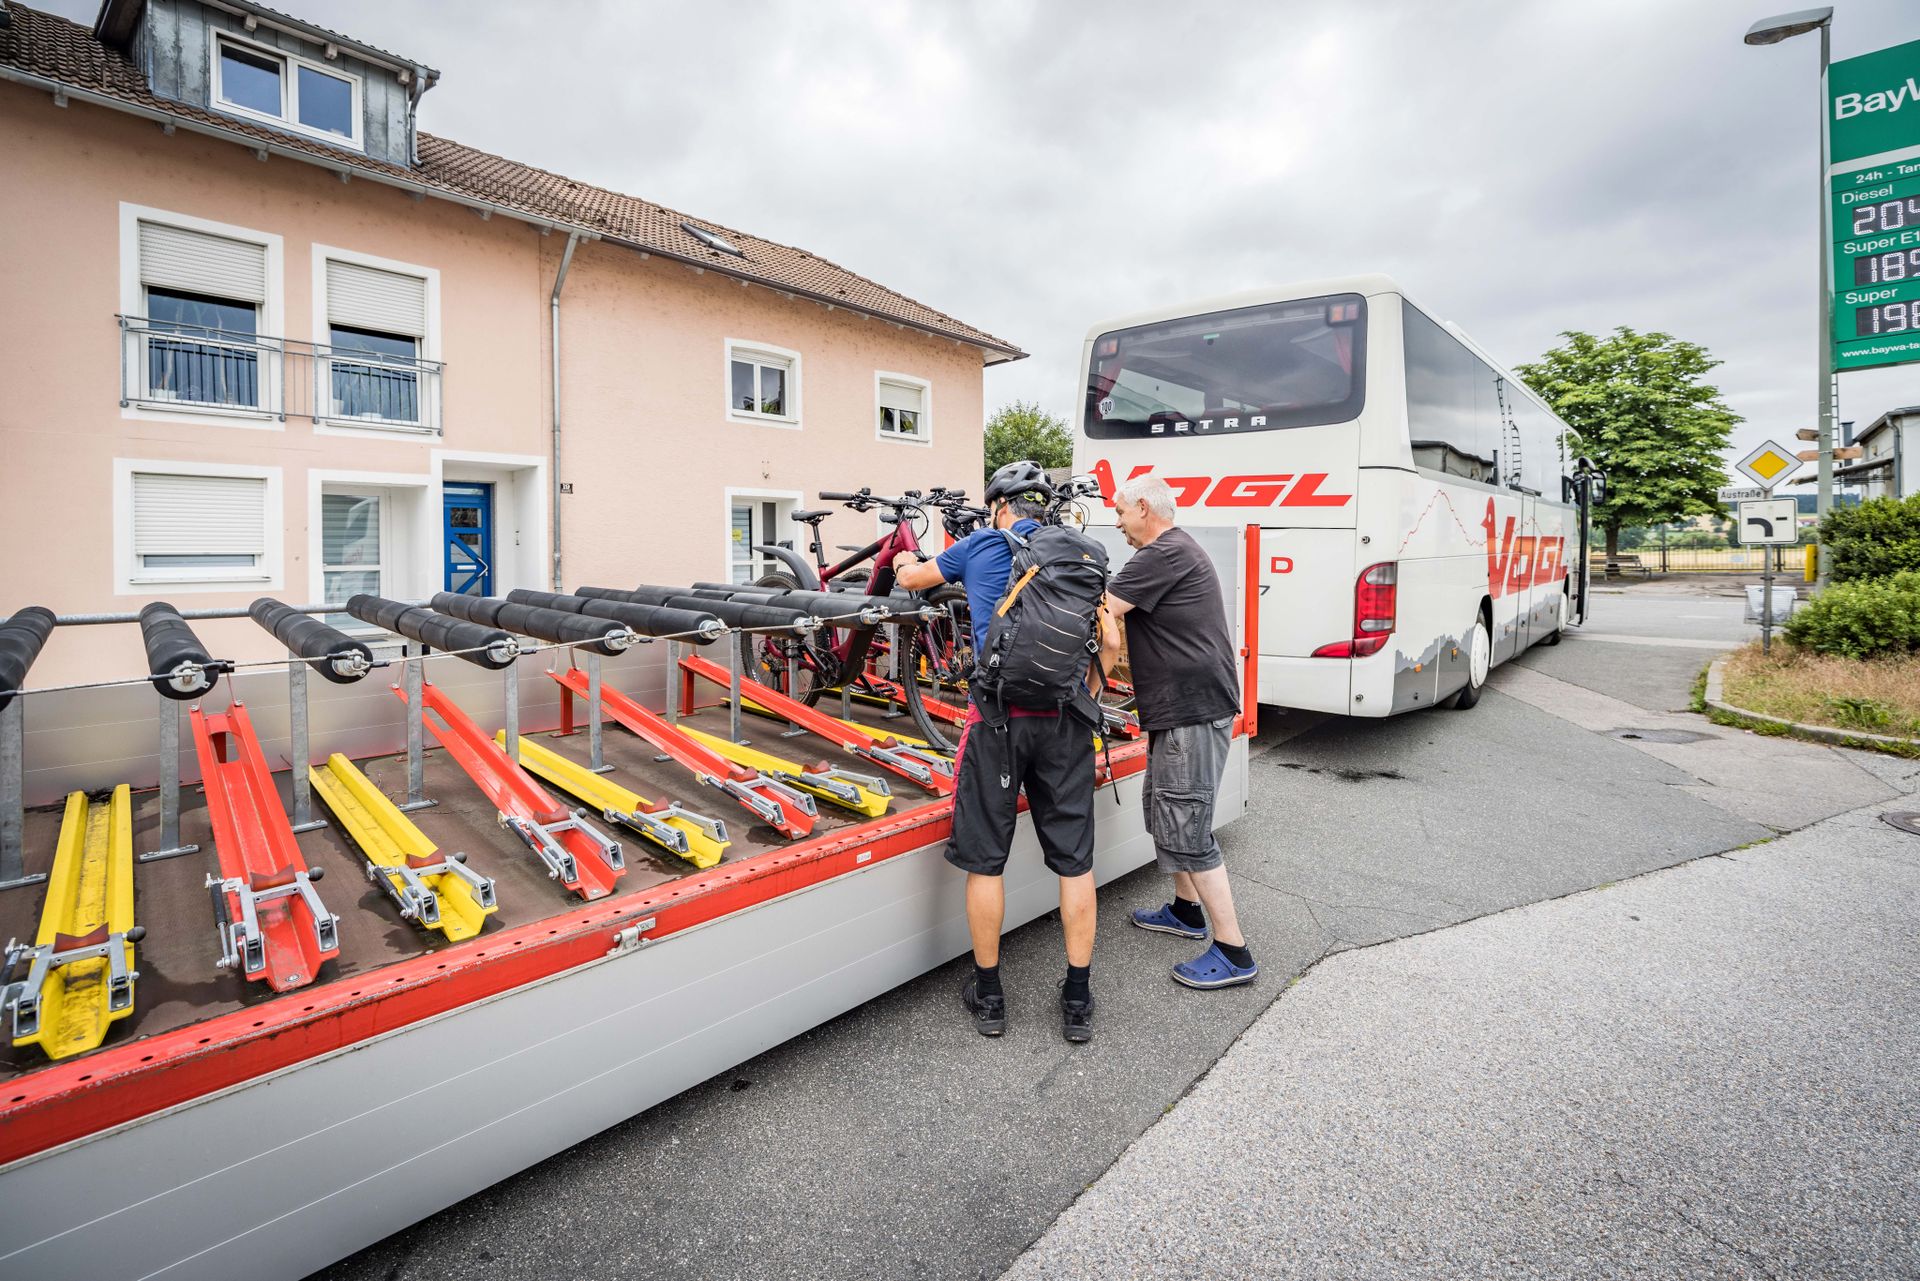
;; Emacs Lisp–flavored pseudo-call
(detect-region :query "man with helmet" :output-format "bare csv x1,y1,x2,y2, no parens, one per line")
894,460,1115,1043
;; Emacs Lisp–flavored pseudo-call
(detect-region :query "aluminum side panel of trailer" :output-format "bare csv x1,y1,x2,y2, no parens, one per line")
0,746,1244,1281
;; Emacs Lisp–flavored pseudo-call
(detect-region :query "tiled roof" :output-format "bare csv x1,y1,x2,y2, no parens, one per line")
1,4,1024,361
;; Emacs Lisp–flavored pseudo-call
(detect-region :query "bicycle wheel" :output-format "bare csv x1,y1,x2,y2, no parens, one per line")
899,585,974,753
738,572,828,706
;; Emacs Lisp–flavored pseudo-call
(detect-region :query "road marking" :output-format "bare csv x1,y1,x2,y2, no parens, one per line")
1568,633,1741,650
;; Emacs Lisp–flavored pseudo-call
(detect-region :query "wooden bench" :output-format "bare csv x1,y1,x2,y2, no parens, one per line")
1589,552,1653,577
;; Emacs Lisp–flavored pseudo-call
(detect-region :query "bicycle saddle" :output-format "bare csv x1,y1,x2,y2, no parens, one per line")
790,509,830,523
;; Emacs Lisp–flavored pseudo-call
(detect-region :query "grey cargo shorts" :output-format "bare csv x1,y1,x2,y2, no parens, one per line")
1141,714,1234,873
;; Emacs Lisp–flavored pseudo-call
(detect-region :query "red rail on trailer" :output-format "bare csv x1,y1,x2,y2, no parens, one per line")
678,653,956,795
190,702,339,992
548,667,816,839
394,681,626,900
1241,523,1259,738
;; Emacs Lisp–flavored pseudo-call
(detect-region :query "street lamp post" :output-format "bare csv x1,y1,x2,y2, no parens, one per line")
1746,7,1834,582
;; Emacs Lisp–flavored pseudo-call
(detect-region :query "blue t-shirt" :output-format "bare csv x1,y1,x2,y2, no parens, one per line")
934,518,1043,655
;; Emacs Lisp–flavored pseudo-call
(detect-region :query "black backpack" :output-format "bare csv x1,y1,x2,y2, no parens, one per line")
973,525,1109,720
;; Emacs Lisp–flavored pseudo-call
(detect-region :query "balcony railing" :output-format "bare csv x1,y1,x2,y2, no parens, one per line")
117,316,445,433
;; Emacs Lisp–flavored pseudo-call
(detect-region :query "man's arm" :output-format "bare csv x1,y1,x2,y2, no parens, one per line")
1097,598,1122,674
891,550,948,593
1105,592,1136,619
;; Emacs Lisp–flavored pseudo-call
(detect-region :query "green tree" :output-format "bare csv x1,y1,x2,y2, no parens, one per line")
983,400,1072,487
1514,328,1740,567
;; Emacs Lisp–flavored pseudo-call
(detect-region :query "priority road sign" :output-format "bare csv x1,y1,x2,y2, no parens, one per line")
1738,498,1799,546
1734,440,1800,491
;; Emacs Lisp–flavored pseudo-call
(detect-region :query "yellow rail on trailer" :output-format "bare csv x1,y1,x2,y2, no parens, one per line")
9,786,138,1061
679,726,893,819
498,733,731,869
308,755,498,942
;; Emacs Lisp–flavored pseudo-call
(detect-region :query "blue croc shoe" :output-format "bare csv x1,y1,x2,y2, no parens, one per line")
1131,903,1208,940
1172,944,1258,990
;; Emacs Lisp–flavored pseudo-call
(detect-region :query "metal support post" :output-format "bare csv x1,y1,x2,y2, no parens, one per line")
139,698,200,862
665,640,680,726
399,642,436,813
286,654,325,833
0,697,46,890
503,662,521,764
727,637,744,744
1762,552,1775,656
585,651,613,773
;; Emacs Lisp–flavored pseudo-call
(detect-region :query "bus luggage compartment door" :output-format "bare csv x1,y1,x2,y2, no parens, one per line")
1256,527,1359,715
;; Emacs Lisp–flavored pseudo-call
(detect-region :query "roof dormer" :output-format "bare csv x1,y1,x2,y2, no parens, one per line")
93,0,438,167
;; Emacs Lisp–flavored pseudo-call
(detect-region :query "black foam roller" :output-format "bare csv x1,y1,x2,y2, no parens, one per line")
248,598,373,684
687,583,925,618
138,601,217,699
430,593,630,656
345,595,518,669
578,586,810,632
0,606,56,713
507,589,720,644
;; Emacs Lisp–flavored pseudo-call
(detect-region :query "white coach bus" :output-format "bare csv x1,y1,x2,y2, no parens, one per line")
1076,275,1597,717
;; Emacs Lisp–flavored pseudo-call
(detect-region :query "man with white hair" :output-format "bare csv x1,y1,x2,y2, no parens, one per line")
1104,474,1256,988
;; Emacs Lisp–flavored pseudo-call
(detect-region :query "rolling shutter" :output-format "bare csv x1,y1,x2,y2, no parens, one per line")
326,260,427,337
138,222,268,303
878,379,924,414
132,472,267,556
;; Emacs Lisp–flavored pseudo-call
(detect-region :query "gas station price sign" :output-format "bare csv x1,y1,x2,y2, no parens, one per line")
1829,38,1920,372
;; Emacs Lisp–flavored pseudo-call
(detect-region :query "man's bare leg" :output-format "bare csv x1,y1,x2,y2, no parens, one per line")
1185,866,1244,947
966,872,1005,967
1058,870,1096,967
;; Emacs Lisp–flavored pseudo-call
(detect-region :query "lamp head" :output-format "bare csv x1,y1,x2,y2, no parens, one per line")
1744,7,1832,45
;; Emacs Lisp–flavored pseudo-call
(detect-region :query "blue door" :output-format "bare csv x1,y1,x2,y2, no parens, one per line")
443,483,494,596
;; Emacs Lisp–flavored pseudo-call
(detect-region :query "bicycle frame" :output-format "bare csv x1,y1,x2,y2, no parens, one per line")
771,503,936,689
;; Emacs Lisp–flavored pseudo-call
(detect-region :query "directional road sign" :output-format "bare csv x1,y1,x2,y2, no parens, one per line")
1738,498,1800,546
1734,440,1800,491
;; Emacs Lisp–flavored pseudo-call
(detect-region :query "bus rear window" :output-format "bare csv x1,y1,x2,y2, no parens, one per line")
1083,294,1366,440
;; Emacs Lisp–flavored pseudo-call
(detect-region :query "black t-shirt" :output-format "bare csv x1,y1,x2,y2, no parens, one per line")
1110,527,1242,731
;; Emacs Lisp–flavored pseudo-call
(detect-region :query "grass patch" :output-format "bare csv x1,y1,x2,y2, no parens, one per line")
1716,642,1920,753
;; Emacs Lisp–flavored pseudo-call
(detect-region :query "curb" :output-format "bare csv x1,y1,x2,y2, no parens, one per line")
1704,656,1917,752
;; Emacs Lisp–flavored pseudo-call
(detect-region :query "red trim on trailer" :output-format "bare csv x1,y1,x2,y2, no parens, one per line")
1241,524,1259,737
0,742,1147,1167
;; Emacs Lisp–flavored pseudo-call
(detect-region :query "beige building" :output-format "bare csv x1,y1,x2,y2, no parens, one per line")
0,0,1021,685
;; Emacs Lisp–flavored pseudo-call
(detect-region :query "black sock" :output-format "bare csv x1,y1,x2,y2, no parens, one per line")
1215,940,1254,969
974,962,1002,998
1170,896,1206,928
1063,963,1092,1004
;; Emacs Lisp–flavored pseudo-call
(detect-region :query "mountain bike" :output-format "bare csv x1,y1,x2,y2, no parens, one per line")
741,488,975,752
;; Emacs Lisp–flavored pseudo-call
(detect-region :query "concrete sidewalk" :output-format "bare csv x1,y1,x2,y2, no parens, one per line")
1003,779,1920,1280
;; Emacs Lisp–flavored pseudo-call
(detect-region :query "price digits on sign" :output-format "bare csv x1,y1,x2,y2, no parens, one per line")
1850,195,1920,236
1853,246,1920,285
1857,300,1915,336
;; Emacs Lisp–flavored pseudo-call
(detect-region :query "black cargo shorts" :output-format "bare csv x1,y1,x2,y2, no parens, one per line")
1142,715,1233,873
946,708,1096,878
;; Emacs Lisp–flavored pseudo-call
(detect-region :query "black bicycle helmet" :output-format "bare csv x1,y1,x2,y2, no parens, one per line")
983,459,1055,506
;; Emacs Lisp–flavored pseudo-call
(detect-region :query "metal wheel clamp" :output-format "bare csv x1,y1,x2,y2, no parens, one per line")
500,733,730,868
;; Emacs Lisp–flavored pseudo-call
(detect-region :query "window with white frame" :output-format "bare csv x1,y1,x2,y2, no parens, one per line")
323,259,428,426
877,374,929,442
727,342,799,424
129,470,270,582
135,220,269,410
214,33,361,148
320,488,388,606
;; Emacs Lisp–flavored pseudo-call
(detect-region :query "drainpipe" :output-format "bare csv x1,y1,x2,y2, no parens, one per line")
550,231,592,590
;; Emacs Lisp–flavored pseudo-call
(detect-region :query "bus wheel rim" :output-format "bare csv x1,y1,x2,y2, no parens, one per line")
1471,623,1491,685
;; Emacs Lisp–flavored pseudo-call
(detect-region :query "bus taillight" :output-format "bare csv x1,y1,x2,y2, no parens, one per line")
1311,562,1397,659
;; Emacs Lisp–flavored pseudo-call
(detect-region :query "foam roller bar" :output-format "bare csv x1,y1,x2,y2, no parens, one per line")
138,602,218,700
431,593,633,657
506,589,721,644
0,606,55,713
248,598,373,684
346,596,519,669
687,583,925,617
577,586,811,633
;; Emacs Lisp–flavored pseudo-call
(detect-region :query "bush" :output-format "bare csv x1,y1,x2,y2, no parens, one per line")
1820,495,1920,582
1784,571,1920,658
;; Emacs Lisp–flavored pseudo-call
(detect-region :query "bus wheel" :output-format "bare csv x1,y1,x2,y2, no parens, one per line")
1542,591,1569,646
1444,615,1491,710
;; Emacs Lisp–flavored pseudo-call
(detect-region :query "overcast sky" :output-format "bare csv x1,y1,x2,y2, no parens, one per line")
45,0,1918,469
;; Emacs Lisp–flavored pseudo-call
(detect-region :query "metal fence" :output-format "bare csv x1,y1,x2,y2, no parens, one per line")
1590,545,1802,576
117,315,444,434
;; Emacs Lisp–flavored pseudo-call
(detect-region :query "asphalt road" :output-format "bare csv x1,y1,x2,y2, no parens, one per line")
314,584,1811,1281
